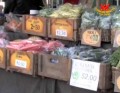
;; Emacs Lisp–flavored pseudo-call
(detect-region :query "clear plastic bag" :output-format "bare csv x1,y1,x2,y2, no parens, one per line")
81,10,99,29
99,16,112,29
5,13,22,32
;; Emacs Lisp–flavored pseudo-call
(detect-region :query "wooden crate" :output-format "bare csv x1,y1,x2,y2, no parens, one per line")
48,18,80,41
113,69,120,92
98,63,112,90
0,48,7,69
23,15,47,37
80,28,111,42
38,54,72,81
7,50,38,76
101,29,111,42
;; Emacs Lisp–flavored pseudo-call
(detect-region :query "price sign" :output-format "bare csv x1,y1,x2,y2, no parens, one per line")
51,19,74,40
56,29,67,37
15,59,27,68
113,31,120,47
70,59,100,91
25,16,44,32
81,29,101,47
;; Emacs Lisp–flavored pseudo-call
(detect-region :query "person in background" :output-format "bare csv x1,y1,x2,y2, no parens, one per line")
3,0,44,14
64,0,79,4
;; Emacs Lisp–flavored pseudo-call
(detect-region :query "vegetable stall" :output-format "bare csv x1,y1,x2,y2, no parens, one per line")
0,0,120,93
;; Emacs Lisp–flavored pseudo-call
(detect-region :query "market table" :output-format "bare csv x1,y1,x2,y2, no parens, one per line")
0,69,99,93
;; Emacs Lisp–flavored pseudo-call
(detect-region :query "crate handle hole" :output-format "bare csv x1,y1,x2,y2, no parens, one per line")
50,58,59,64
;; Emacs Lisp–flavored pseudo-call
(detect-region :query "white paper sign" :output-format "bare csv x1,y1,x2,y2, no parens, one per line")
70,59,100,91
56,29,67,37
15,59,27,68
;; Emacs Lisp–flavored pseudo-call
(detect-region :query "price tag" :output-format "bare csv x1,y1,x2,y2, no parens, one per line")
56,29,67,37
25,16,43,32
81,29,101,47
70,59,100,91
15,59,27,68
113,31,120,47
51,19,73,39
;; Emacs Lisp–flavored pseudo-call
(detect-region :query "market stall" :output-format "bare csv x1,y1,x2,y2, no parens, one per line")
0,0,120,93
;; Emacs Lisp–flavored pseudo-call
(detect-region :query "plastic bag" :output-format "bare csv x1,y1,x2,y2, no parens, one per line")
68,45,92,59
51,47,68,57
111,8,120,29
0,26,9,40
5,13,22,32
81,10,99,29
0,38,9,48
99,16,112,29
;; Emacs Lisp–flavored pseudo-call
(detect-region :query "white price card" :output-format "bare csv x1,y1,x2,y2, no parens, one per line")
15,59,27,68
56,29,67,37
70,59,100,91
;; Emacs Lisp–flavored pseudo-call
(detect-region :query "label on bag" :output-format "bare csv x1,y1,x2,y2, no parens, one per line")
81,29,101,47
56,29,67,37
15,59,27,68
113,31,120,47
70,59,100,91
25,16,44,32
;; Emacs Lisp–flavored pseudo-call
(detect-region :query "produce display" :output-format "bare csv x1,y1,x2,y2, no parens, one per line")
81,10,99,29
111,8,120,30
5,13,22,32
6,37,64,53
49,3,83,18
1,2,120,92
99,16,112,30
52,46,113,63
0,26,9,48
39,8,55,17
110,48,120,68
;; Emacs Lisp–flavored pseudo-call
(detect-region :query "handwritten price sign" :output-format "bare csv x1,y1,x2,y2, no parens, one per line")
25,16,43,32
81,29,101,47
113,31,120,47
70,59,100,91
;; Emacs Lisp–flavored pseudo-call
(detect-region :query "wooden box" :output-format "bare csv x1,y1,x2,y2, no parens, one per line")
0,48,7,69
48,18,80,41
23,15,47,37
7,50,38,76
38,54,72,81
98,63,112,90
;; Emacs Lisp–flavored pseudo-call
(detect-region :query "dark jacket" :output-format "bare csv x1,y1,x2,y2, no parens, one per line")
4,0,44,14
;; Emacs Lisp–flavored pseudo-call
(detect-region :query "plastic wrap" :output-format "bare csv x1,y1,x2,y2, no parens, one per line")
39,8,55,17
51,47,68,57
49,3,83,18
0,26,9,40
0,38,9,48
99,16,112,29
68,45,92,59
43,41,64,52
112,8,120,29
5,13,22,32
81,10,99,29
